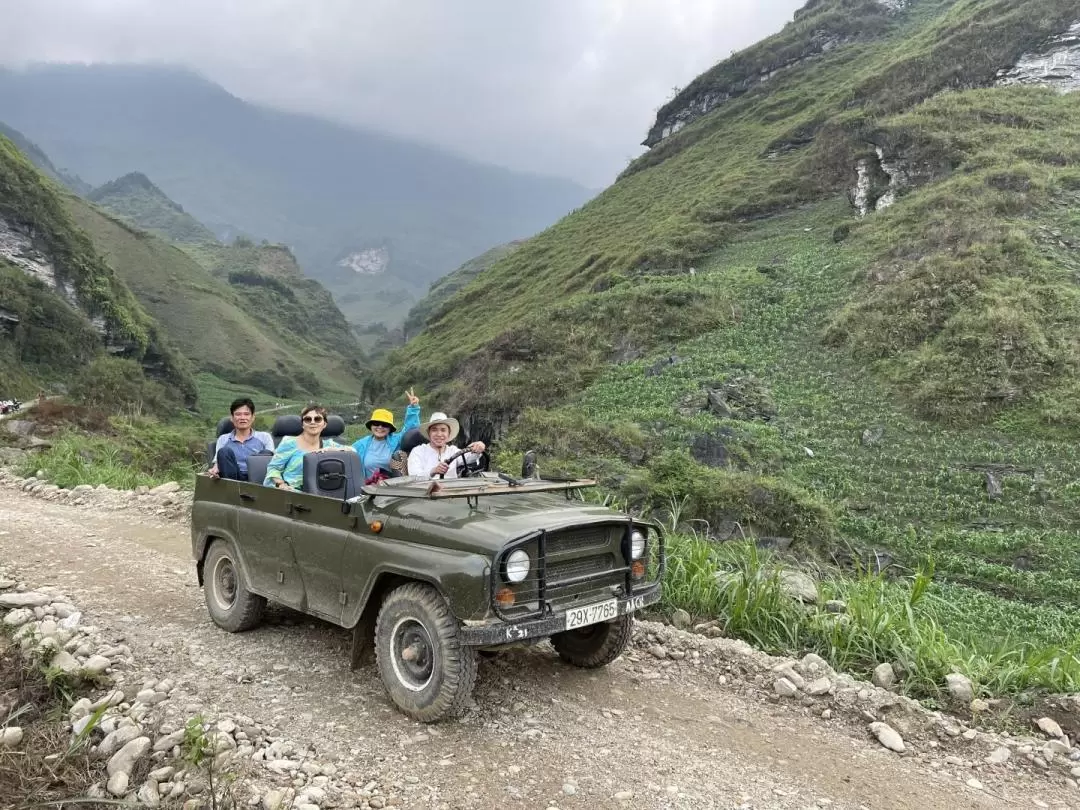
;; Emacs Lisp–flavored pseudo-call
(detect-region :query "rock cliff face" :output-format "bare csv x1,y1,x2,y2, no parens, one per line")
643,0,903,148
997,21,1080,92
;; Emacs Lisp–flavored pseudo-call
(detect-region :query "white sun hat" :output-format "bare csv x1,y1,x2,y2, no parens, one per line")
419,411,460,441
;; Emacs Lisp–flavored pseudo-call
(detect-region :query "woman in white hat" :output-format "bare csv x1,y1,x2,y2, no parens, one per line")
407,412,486,479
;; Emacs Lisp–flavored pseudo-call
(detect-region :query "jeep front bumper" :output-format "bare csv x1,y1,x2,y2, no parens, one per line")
458,582,661,646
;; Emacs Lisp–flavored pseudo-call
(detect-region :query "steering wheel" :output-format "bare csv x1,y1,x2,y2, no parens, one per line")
437,447,489,479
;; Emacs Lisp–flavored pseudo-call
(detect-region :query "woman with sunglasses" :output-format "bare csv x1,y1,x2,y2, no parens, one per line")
263,404,352,491
352,388,422,483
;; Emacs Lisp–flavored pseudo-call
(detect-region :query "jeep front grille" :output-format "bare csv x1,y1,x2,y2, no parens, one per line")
546,554,613,582
546,527,610,555
493,523,631,620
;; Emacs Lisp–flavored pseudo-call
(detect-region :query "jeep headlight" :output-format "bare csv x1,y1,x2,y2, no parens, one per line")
504,549,530,583
631,530,647,560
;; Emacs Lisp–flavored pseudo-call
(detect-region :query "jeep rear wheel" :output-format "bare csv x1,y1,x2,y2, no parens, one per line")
374,582,478,723
551,613,633,668
203,539,265,632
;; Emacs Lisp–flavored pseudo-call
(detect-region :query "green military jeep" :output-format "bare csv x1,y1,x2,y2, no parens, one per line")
190,431,665,722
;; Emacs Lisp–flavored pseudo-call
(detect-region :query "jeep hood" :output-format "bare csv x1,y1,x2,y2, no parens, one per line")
365,490,633,556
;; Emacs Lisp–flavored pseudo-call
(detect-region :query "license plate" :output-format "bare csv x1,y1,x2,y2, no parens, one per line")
565,598,618,630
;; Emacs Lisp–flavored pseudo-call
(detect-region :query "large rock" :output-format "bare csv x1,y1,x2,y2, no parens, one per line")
100,725,143,757
149,481,181,495
872,663,897,689
2,420,35,438
107,736,152,778
869,721,905,753
1037,717,1065,739
0,591,52,608
778,570,818,603
0,727,24,747
945,672,974,704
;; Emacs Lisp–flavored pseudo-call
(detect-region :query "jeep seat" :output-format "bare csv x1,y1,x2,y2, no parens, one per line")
302,449,362,499
246,452,275,486
398,427,424,455
206,416,235,465
271,414,346,445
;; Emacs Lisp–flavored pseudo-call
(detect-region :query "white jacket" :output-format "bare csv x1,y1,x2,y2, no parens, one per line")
407,443,480,479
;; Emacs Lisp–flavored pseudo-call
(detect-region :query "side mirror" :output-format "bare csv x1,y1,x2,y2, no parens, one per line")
521,450,537,479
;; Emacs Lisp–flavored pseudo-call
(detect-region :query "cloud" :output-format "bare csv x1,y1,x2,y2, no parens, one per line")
0,0,805,186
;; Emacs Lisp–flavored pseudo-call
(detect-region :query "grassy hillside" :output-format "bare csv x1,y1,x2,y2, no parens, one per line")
0,64,593,328
0,121,89,194
88,172,217,244
65,198,364,399
0,135,195,405
383,1,1080,695
403,240,526,340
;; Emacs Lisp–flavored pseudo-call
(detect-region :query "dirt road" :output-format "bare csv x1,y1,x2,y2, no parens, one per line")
1,486,1075,809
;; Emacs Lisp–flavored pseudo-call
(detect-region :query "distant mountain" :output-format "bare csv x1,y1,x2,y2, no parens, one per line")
68,178,366,399
0,64,594,327
0,121,90,194
88,172,217,244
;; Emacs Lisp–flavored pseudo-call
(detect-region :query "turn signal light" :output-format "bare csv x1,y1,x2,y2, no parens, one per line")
495,587,516,607
369,520,383,533
631,560,646,578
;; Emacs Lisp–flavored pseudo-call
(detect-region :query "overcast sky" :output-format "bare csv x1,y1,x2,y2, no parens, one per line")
0,0,805,187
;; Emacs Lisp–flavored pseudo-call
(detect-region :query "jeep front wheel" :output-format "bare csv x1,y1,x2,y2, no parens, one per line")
203,539,265,632
551,613,633,668
374,582,478,723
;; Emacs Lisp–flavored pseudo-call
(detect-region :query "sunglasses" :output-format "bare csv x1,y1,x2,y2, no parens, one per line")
302,415,325,424
371,423,392,430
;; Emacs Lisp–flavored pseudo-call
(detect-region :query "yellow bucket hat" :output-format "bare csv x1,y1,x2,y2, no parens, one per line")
366,408,398,432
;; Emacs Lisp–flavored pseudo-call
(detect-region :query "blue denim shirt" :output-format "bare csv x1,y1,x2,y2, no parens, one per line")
213,430,275,475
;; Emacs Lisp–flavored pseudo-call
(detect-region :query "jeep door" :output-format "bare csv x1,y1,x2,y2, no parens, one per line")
235,483,304,608
281,494,348,623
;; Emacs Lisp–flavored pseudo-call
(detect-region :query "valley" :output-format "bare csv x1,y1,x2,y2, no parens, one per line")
2,0,1080,781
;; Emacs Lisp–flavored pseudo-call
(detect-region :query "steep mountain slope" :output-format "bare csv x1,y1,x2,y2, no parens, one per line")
0,121,90,195
88,172,217,245
383,0,1080,624
0,135,194,404
388,0,1080,425
65,192,364,399
402,240,526,340
0,64,594,328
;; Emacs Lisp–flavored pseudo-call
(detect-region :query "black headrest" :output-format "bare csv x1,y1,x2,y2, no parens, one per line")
215,416,234,437
398,427,424,455
302,449,362,499
272,414,346,442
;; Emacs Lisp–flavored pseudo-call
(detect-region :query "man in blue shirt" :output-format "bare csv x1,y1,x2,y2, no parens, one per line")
209,398,276,481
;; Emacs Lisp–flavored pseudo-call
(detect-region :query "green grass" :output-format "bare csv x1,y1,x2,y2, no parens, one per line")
662,535,1080,699
18,417,203,490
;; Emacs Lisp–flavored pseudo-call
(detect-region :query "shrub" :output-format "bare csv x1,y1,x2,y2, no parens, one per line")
69,356,172,415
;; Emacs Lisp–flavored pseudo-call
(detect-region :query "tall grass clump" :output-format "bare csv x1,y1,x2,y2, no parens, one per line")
662,534,1080,699
18,418,202,489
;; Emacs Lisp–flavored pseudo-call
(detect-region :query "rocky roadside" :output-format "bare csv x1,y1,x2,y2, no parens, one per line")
4,465,1080,808
1,570,384,810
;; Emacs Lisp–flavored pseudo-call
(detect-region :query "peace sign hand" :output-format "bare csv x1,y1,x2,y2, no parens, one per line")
405,388,420,406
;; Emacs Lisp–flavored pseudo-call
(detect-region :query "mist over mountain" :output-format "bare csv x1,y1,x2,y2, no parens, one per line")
0,63,594,326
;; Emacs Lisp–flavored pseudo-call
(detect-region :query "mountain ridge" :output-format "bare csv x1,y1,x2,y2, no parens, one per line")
0,63,594,328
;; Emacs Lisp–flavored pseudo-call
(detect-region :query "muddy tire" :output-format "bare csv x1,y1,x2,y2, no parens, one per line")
374,582,477,723
203,539,265,632
551,613,633,668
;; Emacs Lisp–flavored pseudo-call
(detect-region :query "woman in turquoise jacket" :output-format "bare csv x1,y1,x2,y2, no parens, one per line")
352,389,421,481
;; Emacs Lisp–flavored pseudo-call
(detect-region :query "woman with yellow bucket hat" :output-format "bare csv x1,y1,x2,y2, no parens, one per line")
351,389,422,482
